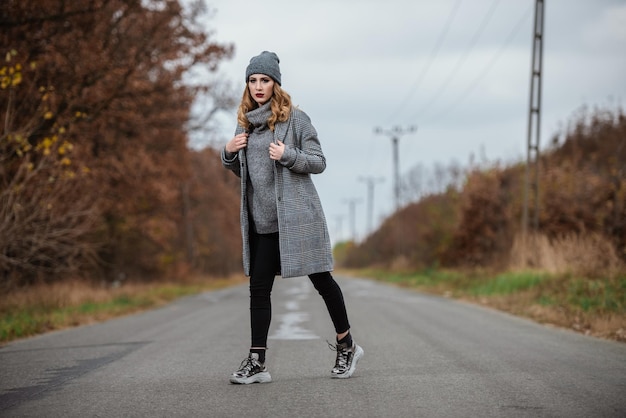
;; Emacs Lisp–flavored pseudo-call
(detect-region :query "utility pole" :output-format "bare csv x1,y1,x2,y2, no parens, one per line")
373,125,417,210
342,198,362,242
522,0,545,242
358,176,385,236
334,215,345,242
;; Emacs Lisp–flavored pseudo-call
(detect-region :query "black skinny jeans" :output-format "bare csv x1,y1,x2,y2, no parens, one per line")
249,231,351,348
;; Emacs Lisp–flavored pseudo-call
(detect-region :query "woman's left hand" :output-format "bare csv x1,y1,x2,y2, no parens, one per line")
269,140,285,161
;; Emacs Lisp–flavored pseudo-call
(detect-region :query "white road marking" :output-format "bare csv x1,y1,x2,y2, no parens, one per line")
269,279,319,340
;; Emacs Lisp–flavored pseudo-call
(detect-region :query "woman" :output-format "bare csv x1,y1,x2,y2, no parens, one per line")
221,51,363,384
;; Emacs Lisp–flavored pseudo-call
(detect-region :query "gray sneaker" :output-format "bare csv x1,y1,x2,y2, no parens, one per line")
229,353,272,384
330,341,364,378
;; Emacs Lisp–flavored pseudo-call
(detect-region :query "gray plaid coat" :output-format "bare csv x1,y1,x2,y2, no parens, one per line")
221,107,334,278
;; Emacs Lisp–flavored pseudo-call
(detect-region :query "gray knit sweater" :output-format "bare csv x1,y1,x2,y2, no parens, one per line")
243,102,278,233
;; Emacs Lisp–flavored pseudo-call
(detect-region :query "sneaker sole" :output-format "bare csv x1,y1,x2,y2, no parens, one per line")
331,344,364,379
229,371,272,384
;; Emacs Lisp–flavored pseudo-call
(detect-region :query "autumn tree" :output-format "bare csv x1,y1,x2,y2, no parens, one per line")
1,0,236,285
186,147,241,276
0,50,100,283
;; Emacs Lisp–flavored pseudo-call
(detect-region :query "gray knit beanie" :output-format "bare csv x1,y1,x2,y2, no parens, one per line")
245,51,281,85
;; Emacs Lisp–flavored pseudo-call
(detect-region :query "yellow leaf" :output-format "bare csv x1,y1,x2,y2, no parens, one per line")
44,111,53,120
11,73,21,86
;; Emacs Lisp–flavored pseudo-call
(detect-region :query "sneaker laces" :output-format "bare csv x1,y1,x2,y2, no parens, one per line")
327,340,350,371
235,354,258,375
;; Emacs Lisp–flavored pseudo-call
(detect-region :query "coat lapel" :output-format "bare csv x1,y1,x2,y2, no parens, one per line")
273,111,292,145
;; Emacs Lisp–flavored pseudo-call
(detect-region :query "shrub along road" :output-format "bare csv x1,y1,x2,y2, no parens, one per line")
1,276,625,417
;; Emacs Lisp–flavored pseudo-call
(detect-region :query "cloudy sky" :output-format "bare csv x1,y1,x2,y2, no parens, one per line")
195,0,626,244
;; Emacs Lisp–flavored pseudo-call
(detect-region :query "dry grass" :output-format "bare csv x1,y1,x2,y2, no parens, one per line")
462,290,626,343
510,232,624,277
2,280,123,313
348,262,625,344
0,275,247,344
502,232,626,341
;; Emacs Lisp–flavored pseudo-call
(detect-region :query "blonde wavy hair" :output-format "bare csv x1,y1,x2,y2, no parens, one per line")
237,82,292,132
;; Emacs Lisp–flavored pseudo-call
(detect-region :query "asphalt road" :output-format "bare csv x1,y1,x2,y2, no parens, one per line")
1,276,625,417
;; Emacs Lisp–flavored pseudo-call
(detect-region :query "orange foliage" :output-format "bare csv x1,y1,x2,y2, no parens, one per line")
344,190,461,269
186,148,241,276
342,106,625,274
442,167,520,268
540,107,626,254
1,1,240,285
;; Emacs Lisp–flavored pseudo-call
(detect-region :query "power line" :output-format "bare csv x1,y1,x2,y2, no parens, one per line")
419,5,533,125
385,0,463,123
411,0,502,120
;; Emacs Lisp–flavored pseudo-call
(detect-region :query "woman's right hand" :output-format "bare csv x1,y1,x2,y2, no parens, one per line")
225,133,249,153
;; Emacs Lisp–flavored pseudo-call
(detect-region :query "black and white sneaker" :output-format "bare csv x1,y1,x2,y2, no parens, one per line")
229,353,272,384
330,341,364,378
